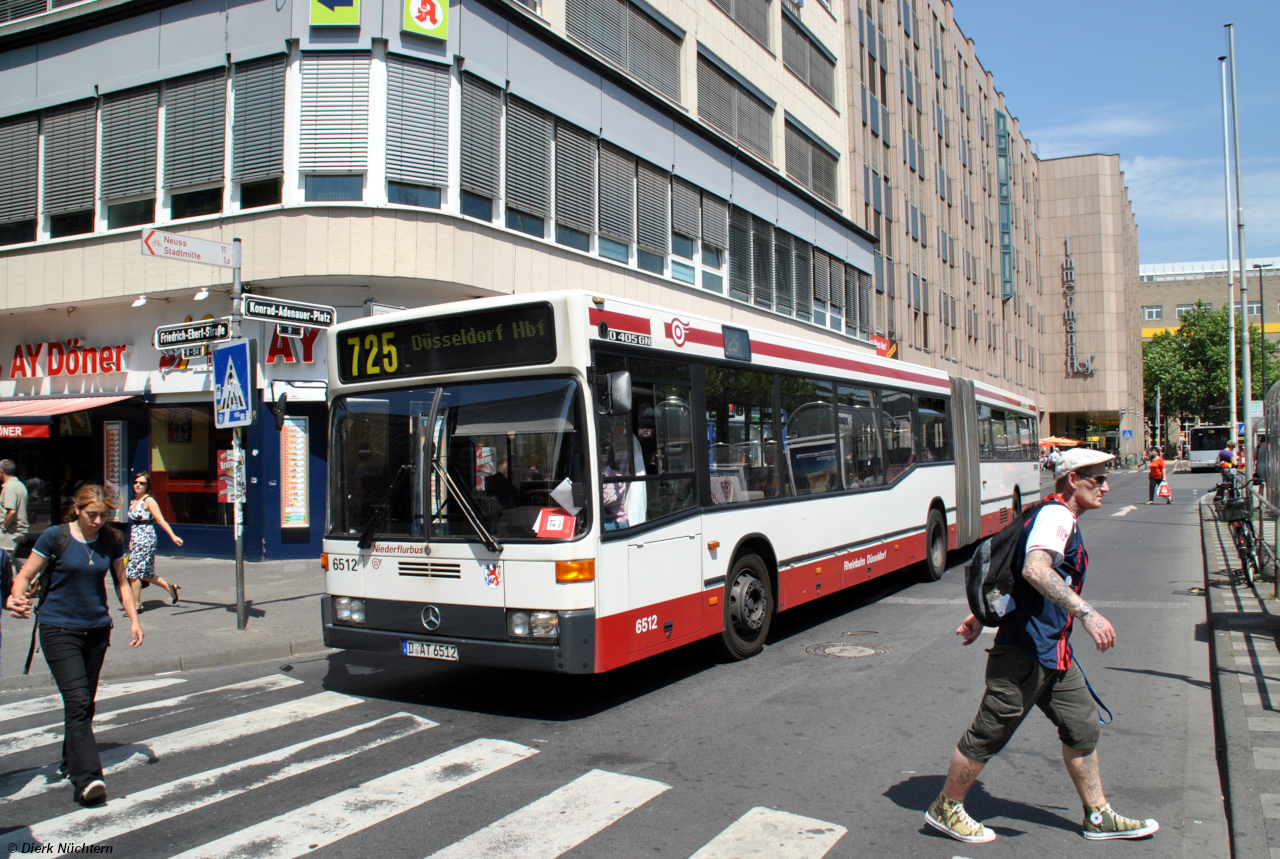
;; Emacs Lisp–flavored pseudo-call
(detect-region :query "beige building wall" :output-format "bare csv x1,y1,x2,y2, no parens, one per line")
1139,261,1280,343
1037,153,1144,459
847,0,1044,407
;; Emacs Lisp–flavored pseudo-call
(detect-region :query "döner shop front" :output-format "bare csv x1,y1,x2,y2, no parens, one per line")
0,305,327,560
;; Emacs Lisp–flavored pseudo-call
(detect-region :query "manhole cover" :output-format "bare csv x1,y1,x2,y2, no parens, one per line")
806,642,892,659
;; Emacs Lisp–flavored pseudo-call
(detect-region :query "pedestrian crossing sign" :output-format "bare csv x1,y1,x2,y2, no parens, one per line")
214,339,255,429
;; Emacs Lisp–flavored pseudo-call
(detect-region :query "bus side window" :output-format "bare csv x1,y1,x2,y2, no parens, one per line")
990,409,1008,459
704,365,781,504
1005,415,1020,460
838,385,883,488
1016,416,1032,460
978,405,993,459
917,396,952,462
781,376,838,496
880,390,915,483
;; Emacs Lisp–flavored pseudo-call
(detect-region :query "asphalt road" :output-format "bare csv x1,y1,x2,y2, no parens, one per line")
0,469,1228,858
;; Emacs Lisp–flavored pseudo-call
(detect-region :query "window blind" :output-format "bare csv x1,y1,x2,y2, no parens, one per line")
555,121,596,234
505,97,552,218
565,0,626,67
773,230,793,315
460,73,503,199
728,206,751,301
299,52,370,173
828,256,844,310
0,114,38,223
232,55,286,182
793,239,813,319
386,55,449,188
671,177,700,240
101,86,159,201
735,87,772,160
598,143,635,243
701,192,728,249
813,248,830,303
164,67,227,189
635,160,669,254
41,101,96,215
696,56,735,140
627,4,680,100
786,121,837,205
751,215,773,308
844,263,858,332
782,15,835,106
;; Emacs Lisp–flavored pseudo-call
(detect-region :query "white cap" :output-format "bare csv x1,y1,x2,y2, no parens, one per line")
1054,448,1114,479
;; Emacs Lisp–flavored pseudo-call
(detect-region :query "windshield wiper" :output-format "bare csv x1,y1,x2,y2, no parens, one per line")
357,463,414,550
431,458,503,554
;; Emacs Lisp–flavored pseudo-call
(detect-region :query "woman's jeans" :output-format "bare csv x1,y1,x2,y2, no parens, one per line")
40,624,111,795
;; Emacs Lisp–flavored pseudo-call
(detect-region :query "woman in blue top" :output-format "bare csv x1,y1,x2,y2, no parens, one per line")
7,484,142,806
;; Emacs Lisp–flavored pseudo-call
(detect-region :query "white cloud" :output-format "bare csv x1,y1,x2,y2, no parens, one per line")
1030,105,1187,159
1119,155,1280,262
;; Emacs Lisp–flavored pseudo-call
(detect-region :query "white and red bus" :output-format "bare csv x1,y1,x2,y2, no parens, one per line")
321,291,1039,672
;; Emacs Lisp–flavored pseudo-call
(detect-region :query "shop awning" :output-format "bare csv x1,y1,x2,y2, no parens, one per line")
0,395,134,418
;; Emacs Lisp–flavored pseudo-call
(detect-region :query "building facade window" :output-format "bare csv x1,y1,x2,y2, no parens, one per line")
785,121,838,205
386,55,450,194
101,86,159,215
1142,305,1162,321
709,0,771,48
232,55,286,191
697,54,773,161
459,73,503,221
299,52,370,182
565,0,681,100
781,12,836,106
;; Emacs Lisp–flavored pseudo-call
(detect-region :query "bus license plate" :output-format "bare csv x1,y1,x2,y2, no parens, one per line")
402,640,458,661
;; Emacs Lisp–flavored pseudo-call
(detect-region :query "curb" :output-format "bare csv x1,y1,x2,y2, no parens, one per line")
0,637,333,692
1202,495,1277,859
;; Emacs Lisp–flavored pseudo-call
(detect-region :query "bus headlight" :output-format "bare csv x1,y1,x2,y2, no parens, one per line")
333,596,366,625
507,610,559,641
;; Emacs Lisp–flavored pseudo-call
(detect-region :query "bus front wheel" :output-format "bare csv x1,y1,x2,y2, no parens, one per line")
714,554,773,661
918,509,947,582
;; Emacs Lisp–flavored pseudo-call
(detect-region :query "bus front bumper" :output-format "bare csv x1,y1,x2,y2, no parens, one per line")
320,598,597,674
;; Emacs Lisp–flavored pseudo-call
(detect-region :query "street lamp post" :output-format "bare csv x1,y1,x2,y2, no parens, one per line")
1257,263,1274,404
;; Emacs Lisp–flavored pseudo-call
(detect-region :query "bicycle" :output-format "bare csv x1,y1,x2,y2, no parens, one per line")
1216,475,1273,584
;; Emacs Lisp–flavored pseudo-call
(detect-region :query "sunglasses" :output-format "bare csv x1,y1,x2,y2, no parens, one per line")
1078,472,1109,486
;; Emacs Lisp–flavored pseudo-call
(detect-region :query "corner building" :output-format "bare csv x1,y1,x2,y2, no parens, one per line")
0,0,882,559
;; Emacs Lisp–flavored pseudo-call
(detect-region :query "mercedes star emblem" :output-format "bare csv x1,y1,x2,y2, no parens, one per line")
421,604,442,631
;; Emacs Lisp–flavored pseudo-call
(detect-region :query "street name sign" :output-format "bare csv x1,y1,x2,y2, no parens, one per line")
214,340,255,428
154,317,233,351
241,295,337,328
141,229,236,267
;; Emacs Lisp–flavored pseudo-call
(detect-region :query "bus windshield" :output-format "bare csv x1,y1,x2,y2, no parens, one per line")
1190,427,1230,452
330,377,589,542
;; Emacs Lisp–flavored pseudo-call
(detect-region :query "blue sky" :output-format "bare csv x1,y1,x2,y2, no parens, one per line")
950,0,1279,265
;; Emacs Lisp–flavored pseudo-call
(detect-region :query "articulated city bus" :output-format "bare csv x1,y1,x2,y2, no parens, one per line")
321,291,1039,673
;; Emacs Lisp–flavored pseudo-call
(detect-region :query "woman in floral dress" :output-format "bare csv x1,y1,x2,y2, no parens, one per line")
126,473,183,610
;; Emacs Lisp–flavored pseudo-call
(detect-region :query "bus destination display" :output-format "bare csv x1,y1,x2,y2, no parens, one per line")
339,303,557,382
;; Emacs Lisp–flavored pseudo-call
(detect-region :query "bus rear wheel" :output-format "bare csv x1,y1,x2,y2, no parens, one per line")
714,554,773,661
918,509,947,582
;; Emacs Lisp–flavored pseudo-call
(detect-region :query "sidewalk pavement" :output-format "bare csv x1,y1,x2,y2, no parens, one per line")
0,555,330,692
1202,493,1280,859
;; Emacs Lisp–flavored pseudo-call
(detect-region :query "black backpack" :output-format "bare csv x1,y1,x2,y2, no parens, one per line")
965,501,1045,627
22,524,121,674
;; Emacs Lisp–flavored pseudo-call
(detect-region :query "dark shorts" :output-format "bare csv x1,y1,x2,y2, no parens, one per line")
957,644,1101,764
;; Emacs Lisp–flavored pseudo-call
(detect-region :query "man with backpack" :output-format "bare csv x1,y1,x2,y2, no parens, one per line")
925,448,1159,844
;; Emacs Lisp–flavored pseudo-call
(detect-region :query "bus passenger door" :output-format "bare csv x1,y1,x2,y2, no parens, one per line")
950,377,981,547
626,523,703,652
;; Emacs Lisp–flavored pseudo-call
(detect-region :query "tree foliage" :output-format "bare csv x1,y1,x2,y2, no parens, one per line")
1143,301,1280,425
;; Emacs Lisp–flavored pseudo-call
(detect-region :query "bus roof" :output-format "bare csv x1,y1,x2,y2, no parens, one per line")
330,290,1036,414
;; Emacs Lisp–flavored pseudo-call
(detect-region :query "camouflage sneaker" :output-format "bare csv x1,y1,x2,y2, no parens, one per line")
1082,803,1159,840
924,793,996,843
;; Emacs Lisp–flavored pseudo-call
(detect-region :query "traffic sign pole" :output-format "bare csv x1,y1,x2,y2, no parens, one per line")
231,238,247,631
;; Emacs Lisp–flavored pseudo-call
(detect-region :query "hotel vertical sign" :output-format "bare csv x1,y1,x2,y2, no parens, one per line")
1062,239,1095,376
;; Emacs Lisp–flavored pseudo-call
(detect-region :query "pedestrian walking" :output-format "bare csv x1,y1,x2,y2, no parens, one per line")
1147,448,1167,505
7,484,142,806
924,448,1158,844
0,459,29,553
124,473,183,610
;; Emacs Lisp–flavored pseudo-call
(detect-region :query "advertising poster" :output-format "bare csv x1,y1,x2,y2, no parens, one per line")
281,417,310,527
103,421,126,521
218,449,237,503
403,0,448,39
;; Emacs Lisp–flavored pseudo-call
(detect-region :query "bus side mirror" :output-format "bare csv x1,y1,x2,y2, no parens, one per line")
596,371,632,415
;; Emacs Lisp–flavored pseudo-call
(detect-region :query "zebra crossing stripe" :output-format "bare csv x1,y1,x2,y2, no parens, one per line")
12,713,437,852
0,691,362,803
0,678,186,726
169,738,539,859
0,674,301,757
426,768,671,859
688,807,847,859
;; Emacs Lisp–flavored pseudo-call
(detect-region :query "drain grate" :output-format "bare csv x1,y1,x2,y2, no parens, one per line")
806,642,893,659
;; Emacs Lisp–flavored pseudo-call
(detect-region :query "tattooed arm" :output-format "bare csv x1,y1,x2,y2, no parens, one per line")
1022,549,1116,652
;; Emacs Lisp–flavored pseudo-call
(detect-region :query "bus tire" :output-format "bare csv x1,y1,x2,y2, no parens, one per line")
714,554,773,661
918,508,947,582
